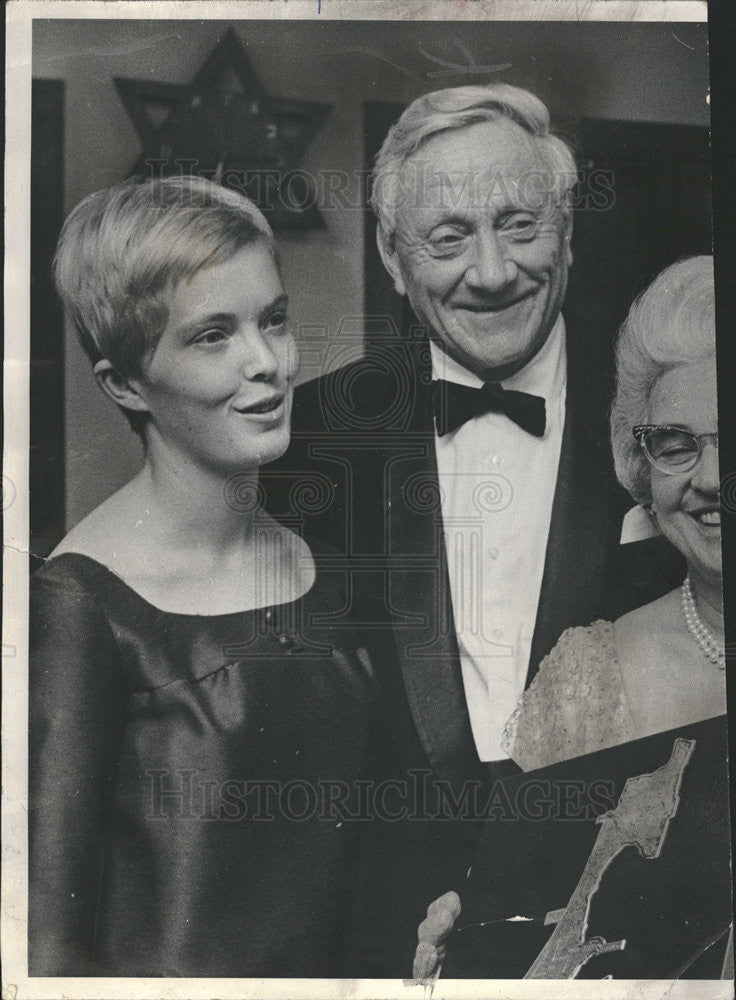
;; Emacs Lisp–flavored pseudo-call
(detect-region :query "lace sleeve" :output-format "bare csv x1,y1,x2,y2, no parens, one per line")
502,621,626,771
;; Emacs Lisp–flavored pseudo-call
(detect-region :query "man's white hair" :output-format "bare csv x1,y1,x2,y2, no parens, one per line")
369,83,577,239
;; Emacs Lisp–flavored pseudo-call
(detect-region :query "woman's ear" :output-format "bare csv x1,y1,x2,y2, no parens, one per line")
376,225,407,297
93,359,150,416
562,208,574,268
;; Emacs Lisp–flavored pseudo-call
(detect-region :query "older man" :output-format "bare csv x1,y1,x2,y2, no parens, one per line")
265,83,680,972
371,85,577,766
270,83,677,778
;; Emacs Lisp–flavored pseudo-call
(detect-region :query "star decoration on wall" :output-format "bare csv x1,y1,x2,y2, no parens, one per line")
115,28,333,229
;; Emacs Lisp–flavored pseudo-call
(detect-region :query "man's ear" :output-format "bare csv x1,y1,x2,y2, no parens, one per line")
376,225,407,297
93,359,150,416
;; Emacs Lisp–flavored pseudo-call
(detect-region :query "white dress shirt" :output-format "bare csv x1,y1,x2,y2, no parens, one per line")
431,316,567,761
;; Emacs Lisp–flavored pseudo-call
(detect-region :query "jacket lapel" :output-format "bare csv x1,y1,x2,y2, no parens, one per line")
384,349,482,784
527,316,624,683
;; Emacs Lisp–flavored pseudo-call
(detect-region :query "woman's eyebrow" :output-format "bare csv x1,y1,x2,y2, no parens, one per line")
259,293,289,321
174,313,236,339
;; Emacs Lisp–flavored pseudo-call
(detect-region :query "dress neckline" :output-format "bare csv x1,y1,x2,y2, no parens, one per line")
42,551,318,621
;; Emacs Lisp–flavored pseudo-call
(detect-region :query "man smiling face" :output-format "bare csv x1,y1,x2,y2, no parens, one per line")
378,116,573,381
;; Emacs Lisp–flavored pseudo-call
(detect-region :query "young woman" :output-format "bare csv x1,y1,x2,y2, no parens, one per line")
30,176,378,977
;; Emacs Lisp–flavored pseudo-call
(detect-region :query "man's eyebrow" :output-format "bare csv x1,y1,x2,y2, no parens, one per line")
428,213,470,225
418,207,473,225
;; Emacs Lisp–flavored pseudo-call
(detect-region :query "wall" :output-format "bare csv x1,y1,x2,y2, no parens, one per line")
32,18,710,528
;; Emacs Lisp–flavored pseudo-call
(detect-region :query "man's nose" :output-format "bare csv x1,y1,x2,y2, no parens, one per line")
692,439,720,493
464,231,516,293
238,328,280,382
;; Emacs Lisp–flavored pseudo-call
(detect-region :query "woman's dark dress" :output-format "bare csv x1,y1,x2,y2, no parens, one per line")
29,552,378,978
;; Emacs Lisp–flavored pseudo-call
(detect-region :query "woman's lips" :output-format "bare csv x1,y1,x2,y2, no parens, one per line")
688,508,721,527
234,396,285,420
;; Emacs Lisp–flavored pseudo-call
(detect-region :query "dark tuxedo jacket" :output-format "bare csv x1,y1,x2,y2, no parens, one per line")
265,312,683,789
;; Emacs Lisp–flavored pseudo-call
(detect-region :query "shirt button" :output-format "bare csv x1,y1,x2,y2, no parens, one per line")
489,547,499,559
265,611,272,621
492,628,504,638
278,634,293,648
491,455,503,466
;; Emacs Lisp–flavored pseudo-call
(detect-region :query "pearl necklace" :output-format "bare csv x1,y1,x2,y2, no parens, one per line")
680,577,725,668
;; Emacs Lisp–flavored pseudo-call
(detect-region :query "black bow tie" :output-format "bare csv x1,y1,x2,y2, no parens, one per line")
431,379,546,438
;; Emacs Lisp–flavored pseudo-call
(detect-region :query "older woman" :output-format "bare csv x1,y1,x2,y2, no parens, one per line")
30,176,378,977
414,255,726,978
503,254,724,769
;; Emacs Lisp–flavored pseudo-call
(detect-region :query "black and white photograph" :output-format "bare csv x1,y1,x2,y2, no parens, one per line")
3,2,733,997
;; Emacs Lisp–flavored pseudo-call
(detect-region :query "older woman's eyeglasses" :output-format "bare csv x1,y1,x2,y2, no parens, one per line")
633,425,719,475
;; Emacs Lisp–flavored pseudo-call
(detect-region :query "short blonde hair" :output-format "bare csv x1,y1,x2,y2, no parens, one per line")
54,175,275,379
611,255,716,506
369,83,577,239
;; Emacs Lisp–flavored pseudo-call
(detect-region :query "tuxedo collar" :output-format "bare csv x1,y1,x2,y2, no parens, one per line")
383,366,484,786
526,311,623,678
